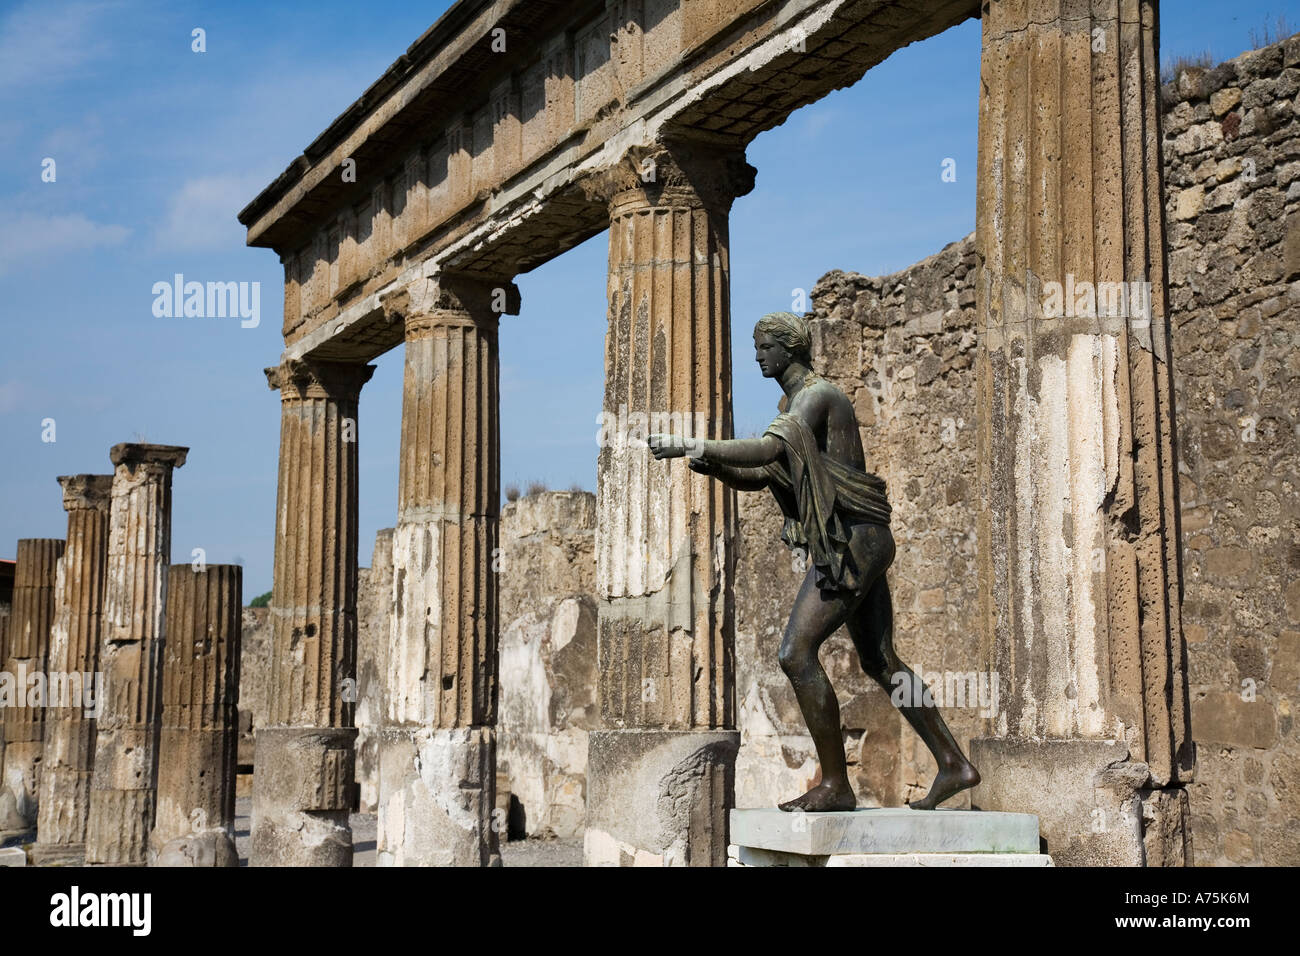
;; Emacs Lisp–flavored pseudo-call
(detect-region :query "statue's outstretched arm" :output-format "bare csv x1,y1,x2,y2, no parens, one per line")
697,435,783,467
690,458,768,491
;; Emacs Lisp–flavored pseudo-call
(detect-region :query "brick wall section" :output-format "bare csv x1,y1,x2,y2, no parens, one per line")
1160,34,1300,866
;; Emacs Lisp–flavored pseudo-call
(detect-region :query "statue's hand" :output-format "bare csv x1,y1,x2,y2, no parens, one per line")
688,456,715,475
646,433,688,460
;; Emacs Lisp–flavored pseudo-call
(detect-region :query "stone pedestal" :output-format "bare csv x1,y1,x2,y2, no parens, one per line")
583,140,753,866
584,729,738,867
250,727,357,867
86,444,187,866
149,565,241,867
252,359,372,867
0,538,64,835
971,0,1193,864
376,726,497,867
32,475,113,866
728,808,1052,867
377,274,513,867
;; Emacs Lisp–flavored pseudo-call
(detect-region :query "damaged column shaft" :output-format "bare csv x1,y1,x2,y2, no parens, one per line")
150,564,241,866
0,537,64,834
970,0,1193,865
584,139,752,866
86,443,188,865
251,359,373,867
377,273,513,867
32,475,113,865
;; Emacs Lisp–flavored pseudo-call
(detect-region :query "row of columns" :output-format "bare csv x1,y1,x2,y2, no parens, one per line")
254,139,754,866
255,0,1185,866
1,445,244,867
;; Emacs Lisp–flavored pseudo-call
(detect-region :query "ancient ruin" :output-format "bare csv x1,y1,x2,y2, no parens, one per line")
30,475,112,865
85,444,188,866
149,564,242,867
0,538,63,834
2,0,1297,870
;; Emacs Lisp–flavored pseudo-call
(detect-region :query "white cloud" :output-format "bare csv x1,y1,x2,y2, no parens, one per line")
0,212,129,273
155,173,265,251
0,0,120,91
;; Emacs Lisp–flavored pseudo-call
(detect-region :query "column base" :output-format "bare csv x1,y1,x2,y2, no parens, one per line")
970,737,1192,867
376,726,498,867
85,788,153,866
35,765,92,850
148,830,238,867
28,843,86,866
250,727,357,867
584,729,738,867
0,741,42,831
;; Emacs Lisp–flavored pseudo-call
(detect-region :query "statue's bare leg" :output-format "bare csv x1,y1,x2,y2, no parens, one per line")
776,569,861,812
847,577,980,810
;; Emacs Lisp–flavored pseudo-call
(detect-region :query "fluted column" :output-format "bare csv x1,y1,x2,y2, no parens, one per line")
582,140,753,866
150,564,241,867
376,273,513,867
251,358,373,867
0,537,64,834
31,475,112,864
970,0,1193,866
85,443,187,865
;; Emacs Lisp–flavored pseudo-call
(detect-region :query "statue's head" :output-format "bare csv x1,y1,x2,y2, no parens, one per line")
753,312,812,379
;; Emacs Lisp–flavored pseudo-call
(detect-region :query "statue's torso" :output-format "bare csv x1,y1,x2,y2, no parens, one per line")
781,375,866,472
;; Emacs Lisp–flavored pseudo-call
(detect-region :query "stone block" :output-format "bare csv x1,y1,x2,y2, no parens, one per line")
585,729,738,867
730,807,1040,856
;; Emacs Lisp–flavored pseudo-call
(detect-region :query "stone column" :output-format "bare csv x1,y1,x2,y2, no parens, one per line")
31,475,112,864
0,615,6,784
970,0,1194,866
85,444,187,865
0,538,64,834
150,564,241,867
582,140,753,866
376,273,515,867
251,358,373,867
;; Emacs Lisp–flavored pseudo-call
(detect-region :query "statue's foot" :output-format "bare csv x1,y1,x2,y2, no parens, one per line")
778,781,856,813
908,760,980,810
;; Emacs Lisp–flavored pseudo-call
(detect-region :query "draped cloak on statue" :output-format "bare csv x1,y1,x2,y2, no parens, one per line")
758,408,892,594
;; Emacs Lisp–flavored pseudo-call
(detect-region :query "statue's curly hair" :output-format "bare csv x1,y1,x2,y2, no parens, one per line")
754,311,812,365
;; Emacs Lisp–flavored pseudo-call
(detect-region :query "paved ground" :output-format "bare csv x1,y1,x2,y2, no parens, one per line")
234,797,581,867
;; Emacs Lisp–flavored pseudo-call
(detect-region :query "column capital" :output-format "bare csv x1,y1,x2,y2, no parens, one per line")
108,443,189,471
582,138,756,215
265,358,376,402
56,474,114,512
382,271,519,337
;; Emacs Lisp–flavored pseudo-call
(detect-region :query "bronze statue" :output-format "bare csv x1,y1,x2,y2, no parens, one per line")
648,311,979,812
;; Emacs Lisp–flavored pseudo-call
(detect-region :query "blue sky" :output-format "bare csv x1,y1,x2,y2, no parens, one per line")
1,0,1294,598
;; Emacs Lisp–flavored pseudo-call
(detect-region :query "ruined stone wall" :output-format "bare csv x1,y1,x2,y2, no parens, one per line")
1161,35,1300,866
496,492,599,839
355,530,393,814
